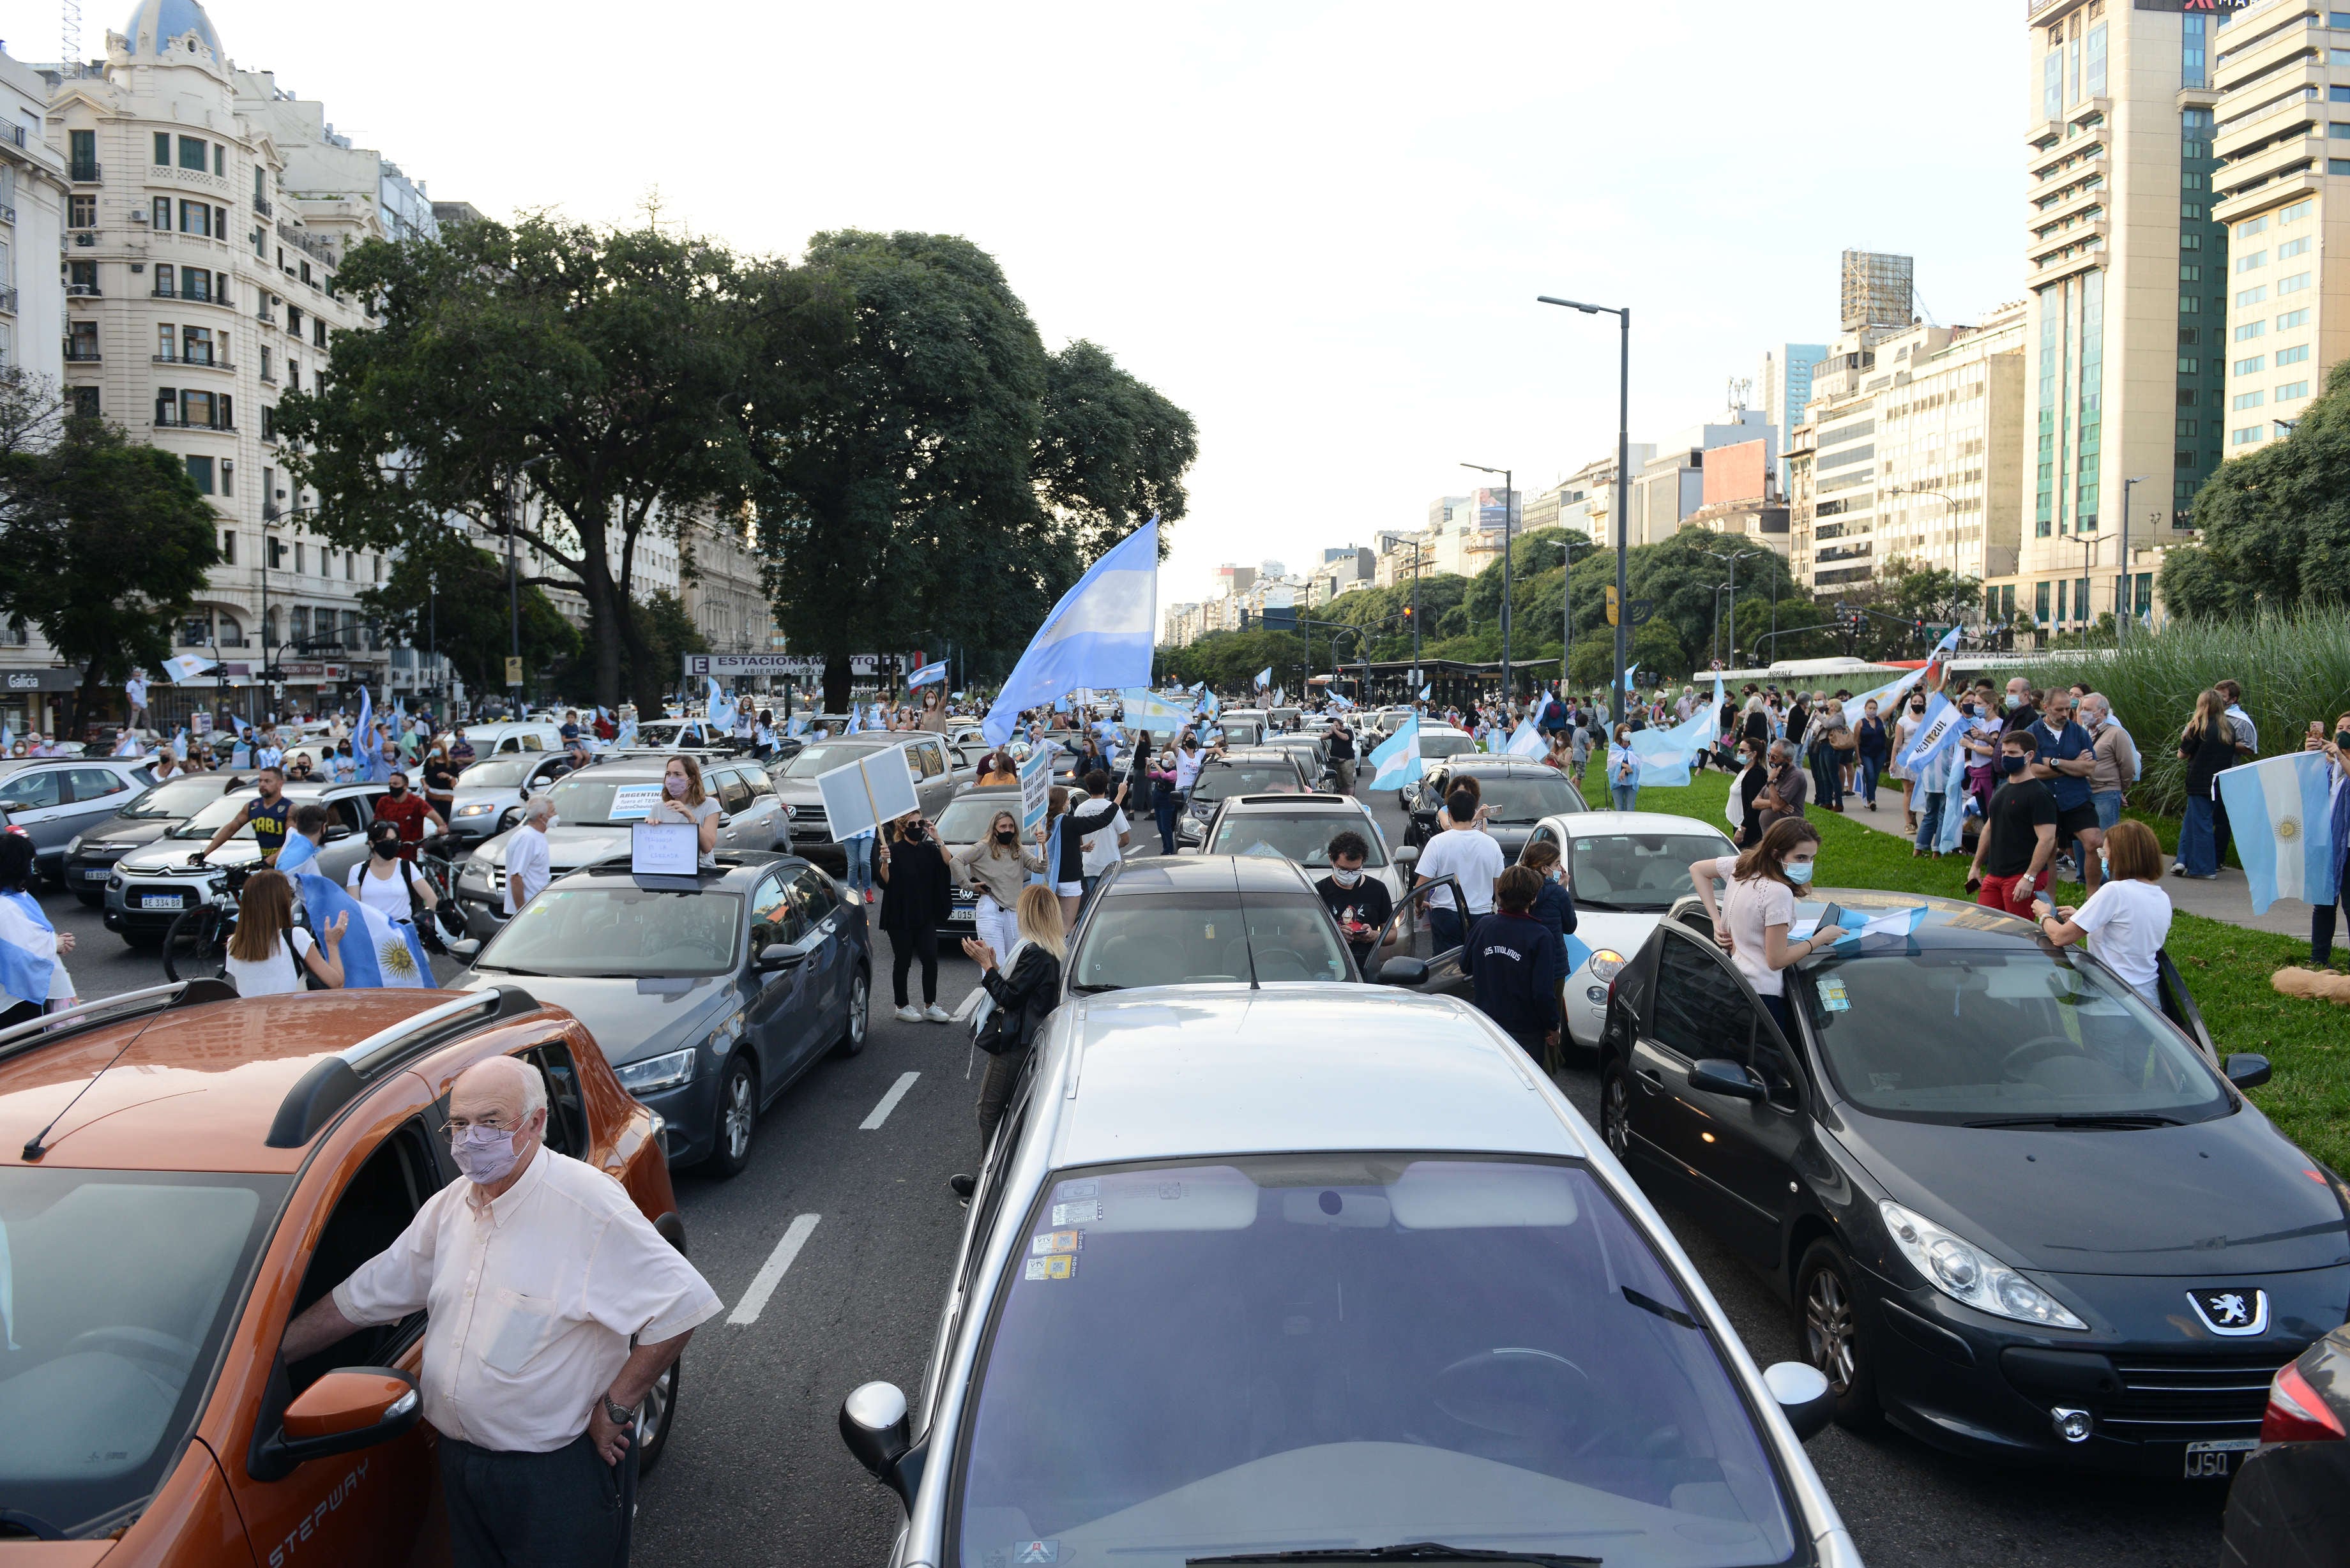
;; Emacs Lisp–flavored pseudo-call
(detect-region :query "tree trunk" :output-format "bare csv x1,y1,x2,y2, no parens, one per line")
66,667,103,743
822,652,851,715
618,601,665,722
576,520,623,711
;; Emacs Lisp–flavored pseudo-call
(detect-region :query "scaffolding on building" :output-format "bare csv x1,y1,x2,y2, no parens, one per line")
1840,249,1914,333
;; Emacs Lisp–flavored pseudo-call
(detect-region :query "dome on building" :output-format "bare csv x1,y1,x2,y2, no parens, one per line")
121,0,222,59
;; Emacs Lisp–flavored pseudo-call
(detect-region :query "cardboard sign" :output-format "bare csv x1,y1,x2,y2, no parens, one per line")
631,822,699,877
1018,745,1054,836
815,750,921,842
608,783,662,822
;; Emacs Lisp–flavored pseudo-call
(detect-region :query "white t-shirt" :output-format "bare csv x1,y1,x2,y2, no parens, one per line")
349,858,416,926
2069,877,2171,993
504,824,552,914
1080,806,1129,877
1712,856,1797,997
1415,827,1505,914
225,927,315,997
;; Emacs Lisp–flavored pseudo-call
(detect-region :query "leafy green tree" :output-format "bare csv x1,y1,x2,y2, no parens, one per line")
2162,358,2350,617
282,218,757,714
0,395,220,734
561,590,708,707
1734,595,1836,663
358,525,579,697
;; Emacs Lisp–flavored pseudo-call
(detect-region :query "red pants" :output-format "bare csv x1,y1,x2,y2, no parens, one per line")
1978,870,2044,916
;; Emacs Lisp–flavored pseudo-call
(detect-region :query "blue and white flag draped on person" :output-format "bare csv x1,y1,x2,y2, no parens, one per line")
0,889,57,1009
352,687,379,783
1626,675,1722,787
983,518,1159,746
277,833,432,988
2217,751,2342,916
907,659,948,688
1897,691,1967,775
1367,716,1425,791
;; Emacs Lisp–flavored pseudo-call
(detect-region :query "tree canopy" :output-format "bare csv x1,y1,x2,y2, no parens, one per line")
2161,357,2350,618
357,525,580,697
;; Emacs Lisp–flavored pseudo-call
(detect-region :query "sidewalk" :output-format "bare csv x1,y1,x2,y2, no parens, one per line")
1825,790,2317,942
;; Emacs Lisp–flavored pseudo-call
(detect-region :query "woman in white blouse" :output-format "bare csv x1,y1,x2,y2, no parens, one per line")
347,820,441,928
224,869,346,996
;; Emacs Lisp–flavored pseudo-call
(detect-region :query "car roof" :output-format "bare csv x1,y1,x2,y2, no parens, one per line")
1666,886,2040,952
1545,810,1732,838
1435,757,1558,774
1218,794,1363,813
1197,748,1297,764
1048,987,1591,1166
1101,854,1315,896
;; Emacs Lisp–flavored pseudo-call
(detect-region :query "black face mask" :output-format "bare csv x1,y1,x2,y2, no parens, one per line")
371,839,399,861
388,785,406,797
994,829,1017,845
2001,754,2029,776
2336,731,2350,752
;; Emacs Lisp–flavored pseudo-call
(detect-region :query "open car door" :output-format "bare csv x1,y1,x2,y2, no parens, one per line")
2155,947,2217,1062
1363,872,1473,997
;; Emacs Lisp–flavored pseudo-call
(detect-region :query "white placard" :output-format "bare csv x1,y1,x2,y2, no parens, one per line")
631,822,699,876
815,751,921,842
609,783,663,822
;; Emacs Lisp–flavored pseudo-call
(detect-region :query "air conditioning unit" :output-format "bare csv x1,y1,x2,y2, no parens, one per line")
130,211,147,223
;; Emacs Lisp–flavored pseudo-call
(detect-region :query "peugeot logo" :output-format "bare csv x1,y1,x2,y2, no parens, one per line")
2187,1287,2268,1337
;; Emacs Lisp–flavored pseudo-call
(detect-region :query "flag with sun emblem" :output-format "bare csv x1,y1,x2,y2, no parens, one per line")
282,850,434,989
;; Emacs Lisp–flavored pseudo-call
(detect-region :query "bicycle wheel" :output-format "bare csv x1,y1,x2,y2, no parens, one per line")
163,906,232,984
416,850,458,907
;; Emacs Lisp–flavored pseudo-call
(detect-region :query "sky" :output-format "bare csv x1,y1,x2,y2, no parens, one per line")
129,0,2022,606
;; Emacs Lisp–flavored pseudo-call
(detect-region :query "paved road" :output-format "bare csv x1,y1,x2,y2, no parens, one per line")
41,781,2229,1565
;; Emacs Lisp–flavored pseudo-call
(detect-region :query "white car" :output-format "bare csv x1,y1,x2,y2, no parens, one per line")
1414,723,1483,762
1523,810,1737,1053
839,986,1856,1567
1193,791,1406,908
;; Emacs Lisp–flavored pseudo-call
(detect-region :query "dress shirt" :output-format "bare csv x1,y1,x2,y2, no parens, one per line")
335,1147,721,1453
504,824,551,915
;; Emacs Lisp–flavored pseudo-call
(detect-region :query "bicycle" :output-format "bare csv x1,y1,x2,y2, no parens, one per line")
414,833,460,910
163,864,253,984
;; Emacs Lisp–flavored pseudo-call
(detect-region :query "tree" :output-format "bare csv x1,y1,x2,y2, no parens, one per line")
558,591,707,706
741,234,1196,711
0,391,220,735
283,218,757,714
358,525,579,697
2162,358,2350,617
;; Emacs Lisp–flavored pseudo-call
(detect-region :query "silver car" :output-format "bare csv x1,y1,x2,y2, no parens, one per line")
441,751,584,847
770,734,964,868
103,781,386,942
929,785,1023,939
841,986,1858,1567
0,757,157,881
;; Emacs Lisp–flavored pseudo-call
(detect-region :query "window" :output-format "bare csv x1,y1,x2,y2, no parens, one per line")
2178,387,2201,406
67,259,97,294
2335,11,2350,26
2234,355,2266,375
63,768,130,806
220,460,234,498
177,135,205,172
2176,449,2195,468
2333,47,2350,64
2234,389,2266,411
181,389,215,429
2238,215,2270,239
2236,320,2268,341
2178,356,2200,374
2236,250,2268,273
2277,343,2310,366
2178,419,2199,437
285,305,302,336
178,199,208,237
519,1046,591,1159
153,132,171,166
1649,938,1759,1062
285,1121,444,1392
261,405,275,441
2284,199,2314,223
2045,49,2063,117
2183,232,2202,250
2280,237,2311,260
219,529,235,564
2278,308,2310,329
2280,271,2312,294
2329,159,2350,176
252,166,264,205
212,144,224,178
2179,263,2201,283
2278,381,2311,402
183,269,211,303
2035,581,2052,622
65,193,95,230
293,545,306,578
185,455,214,494
2233,287,2263,308
2233,425,2265,446
314,318,326,349
67,386,98,419
2086,22,2106,97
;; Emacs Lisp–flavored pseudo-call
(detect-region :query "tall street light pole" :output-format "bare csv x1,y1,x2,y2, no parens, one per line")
2116,474,2149,642
1704,547,1759,670
1539,295,1630,725
1461,462,1513,707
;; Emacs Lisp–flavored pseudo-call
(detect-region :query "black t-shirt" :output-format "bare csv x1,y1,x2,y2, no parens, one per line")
1786,702,1810,741
422,762,457,798
1326,728,1355,762
2003,703,2041,734
1982,776,2058,878
1315,873,1393,958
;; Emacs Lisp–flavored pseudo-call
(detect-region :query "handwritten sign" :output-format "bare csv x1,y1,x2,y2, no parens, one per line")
1018,745,1054,836
631,822,699,877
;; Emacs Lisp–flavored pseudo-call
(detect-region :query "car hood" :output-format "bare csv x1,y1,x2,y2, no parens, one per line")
1561,908,1664,966
458,972,735,1064
71,817,178,853
119,836,263,872
1835,1105,2350,1278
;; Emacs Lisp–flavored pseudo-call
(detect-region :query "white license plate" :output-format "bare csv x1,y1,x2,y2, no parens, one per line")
139,894,183,911
78,868,109,880
2183,1437,2258,1479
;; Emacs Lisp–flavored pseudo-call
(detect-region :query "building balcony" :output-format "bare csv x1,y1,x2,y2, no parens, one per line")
2026,147,2104,206
65,285,100,298
2214,165,2327,225
0,204,15,227
153,418,238,434
2031,180,2108,230
2217,133,2322,199
2213,22,2319,98
63,346,100,362
0,123,22,151
254,195,273,218
154,354,236,372
68,162,100,184
2216,77,2322,160
2028,211,2107,257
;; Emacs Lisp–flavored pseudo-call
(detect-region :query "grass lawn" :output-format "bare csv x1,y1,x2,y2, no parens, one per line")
1569,757,2349,1172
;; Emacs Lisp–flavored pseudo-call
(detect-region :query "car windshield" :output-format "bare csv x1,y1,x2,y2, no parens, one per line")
1450,774,1579,823
1216,721,1263,746
1420,732,1480,759
474,885,743,976
937,795,1020,843
958,1156,1796,1568
1569,830,1734,910
780,742,884,778
165,794,270,839
1210,812,1386,868
1798,951,2232,1125
1073,892,1351,990
455,755,538,788
1189,764,1302,806
543,772,680,826
119,776,232,820
0,1168,284,1537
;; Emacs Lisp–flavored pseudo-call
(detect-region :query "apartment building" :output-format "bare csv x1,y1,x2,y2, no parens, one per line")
1760,343,1827,495
1882,306,2032,597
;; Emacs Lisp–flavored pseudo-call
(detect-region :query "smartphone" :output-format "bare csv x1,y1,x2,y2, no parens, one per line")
1813,901,1846,933
2314,721,2328,740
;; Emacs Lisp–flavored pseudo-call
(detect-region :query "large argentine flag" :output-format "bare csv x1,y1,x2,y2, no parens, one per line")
1897,691,1966,774
1627,675,1723,787
907,659,948,688
984,520,1158,745
1367,715,1425,791
1119,686,1193,735
2217,752,2340,915
278,835,433,988
1503,718,1547,759
0,891,57,1009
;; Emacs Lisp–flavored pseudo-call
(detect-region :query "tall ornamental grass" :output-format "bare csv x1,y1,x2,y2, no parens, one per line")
2020,611,2350,815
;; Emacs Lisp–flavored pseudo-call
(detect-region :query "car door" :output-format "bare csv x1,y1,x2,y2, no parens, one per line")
521,1040,593,1159
739,764,785,847
1365,871,1472,995
711,769,754,850
745,870,814,1074
0,766,73,860
909,739,952,817
792,866,849,1032
63,766,137,840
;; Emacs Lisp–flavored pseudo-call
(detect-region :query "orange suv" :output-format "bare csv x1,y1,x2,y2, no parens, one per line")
0,980,687,1565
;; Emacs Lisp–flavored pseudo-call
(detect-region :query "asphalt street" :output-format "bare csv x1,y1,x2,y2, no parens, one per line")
40,780,2230,1567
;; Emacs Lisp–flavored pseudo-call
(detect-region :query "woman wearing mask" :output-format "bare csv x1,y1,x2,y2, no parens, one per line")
223,868,347,996
347,820,441,930
1040,781,1126,929
2305,713,2350,967
647,753,724,871
421,746,458,824
976,751,1019,788
952,807,1043,960
1727,737,1770,850
1606,723,1641,813
1891,691,1927,833
876,810,953,1023
2176,689,2238,878
1854,698,1888,812
2030,819,2172,1007
1147,741,1181,854
1687,817,1827,1039
958,884,1067,1168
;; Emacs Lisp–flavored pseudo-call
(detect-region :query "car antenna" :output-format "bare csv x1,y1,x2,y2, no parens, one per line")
22,1004,172,1161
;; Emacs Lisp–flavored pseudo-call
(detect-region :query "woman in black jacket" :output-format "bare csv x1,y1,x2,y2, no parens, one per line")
957,884,1068,1175
2176,688,2239,878
876,810,953,1021
1039,780,1127,928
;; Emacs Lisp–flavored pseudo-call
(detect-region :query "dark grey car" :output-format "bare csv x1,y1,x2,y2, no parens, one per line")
772,734,964,870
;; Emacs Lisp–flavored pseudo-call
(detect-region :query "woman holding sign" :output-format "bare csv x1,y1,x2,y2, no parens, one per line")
877,810,953,1023
647,754,724,870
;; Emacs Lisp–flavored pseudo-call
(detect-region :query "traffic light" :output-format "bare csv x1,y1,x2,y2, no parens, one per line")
1401,605,1414,624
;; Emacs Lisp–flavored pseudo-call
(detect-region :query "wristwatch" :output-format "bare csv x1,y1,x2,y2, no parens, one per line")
602,1396,634,1428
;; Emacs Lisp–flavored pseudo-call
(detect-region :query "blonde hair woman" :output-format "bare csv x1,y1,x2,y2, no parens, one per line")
957,885,1067,1179
224,868,347,995
951,806,1042,960
646,753,722,869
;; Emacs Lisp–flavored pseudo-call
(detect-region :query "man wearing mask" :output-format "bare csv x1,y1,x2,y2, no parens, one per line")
2029,692,2104,894
278,1055,720,1568
2080,693,2139,838
2001,677,2040,733
193,763,292,866
1968,730,2059,916
373,769,448,863
504,795,556,917
1315,830,1392,973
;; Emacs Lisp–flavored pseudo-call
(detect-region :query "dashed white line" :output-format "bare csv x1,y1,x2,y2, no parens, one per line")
727,1213,820,1326
860,1071,921,1130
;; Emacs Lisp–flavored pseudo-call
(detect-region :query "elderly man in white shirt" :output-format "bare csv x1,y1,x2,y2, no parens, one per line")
504,794,556,916
281,1055,719,1567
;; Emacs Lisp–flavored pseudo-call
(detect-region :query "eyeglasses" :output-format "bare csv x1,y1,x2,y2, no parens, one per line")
447,1112,520,1135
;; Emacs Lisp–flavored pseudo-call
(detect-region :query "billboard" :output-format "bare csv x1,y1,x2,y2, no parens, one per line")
1701,440,1770,508
684,652,912,681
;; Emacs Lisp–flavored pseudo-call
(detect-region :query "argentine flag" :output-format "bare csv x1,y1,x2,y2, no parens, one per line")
1254,667,1271,690
2217,752,2340,915
1626,674,1722,787
1367,716,1425,791
984,519,1158,745
0,891,57,1009
162,653,216,683
1119,686,1193,735
277,834,433,988
907,659,948,688
1897,691,1966,774
1503,718,1547,759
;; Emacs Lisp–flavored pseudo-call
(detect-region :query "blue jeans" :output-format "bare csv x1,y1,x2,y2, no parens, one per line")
1153,788,1179,854
1610,782,1639,811
1858,755,1883,805
843,833,875,893
2179,796,2218,875
1809,743,1843,810
1914,791,1946,854
2092,789,2124,832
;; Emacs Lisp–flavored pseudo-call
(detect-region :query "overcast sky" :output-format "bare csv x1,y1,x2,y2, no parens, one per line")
178,0,2022,605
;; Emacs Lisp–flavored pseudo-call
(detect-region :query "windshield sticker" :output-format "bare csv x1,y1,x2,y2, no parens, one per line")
1160,1181,1185,1200
1816,976,1850,1013
1012,1542,1061,1565
1031,1229,1083,1256
1051,1200,1101,1225
1023,1255,1077,1282
608,783,662,822
1056,1179,1098,1200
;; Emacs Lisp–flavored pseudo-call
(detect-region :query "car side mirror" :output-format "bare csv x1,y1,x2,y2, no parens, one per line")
253,1368,421,1480
1372,956,1429,987
757,941,806,972
1688,1059,1766,1101
2224,1053,2271,1090
840,1380,921,1506
446,937,481,960
323,824,352,841
1394,845,1420,868
1763,1361,1835,1442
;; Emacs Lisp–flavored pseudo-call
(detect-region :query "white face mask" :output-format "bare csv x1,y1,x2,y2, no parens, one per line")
1330,866,1363,888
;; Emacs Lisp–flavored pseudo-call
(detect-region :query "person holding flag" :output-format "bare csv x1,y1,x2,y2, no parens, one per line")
2303,711,2350,968
0,836,72,1026
1605,723,1640,812
220,866,347,996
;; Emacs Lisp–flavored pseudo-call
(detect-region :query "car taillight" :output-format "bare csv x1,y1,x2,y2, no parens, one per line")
2,825,25,838
2261,1361,2345,1444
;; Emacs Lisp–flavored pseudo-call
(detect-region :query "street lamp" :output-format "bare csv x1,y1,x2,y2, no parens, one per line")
1391,537,1428,693
1461,462,1513,705
1888,484,1962,581
1704,547,1759,669
2116,474,2149,642
1538,294,1630,725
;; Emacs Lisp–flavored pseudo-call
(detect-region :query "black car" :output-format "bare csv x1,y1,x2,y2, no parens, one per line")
1593,887,2347,1479
2220,1321,2350,1565
455,854,871,1177
1172,748,1311,848
1402,757,1589,863
59,773,244,905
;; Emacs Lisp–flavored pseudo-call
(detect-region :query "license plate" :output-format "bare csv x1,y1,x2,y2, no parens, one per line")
139,894,183,911
78,868,109,880
2184,1437,2258,1479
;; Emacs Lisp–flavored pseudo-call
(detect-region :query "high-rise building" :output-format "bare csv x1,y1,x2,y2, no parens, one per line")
1761,344,1828,494
1840,250,1915,333
0,47,66,384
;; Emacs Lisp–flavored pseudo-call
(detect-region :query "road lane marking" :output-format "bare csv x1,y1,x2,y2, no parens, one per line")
860,1071,920,1130
727,1213,819,1326
952,986,984,1022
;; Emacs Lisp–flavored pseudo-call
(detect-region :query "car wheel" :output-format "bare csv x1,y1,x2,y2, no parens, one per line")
1795,1236,1882,1429
1599,1059,1634,1164
633,1357,679,1475
703,1054,759,1180
833,965,870,1057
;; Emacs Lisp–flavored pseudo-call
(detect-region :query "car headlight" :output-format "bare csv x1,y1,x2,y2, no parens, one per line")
65,834,82,856
1880,1200,2086,1330
466,852,496,874
614,1049,698,1095
1585,947,1627,983
706,1009,746,1053
454,802,494,818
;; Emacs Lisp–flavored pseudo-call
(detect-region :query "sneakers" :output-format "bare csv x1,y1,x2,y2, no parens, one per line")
925,1004,952,1023
2053,856,2079,884
2169,863,2187,878
948,1174,976,1199
895,1004,923,1023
